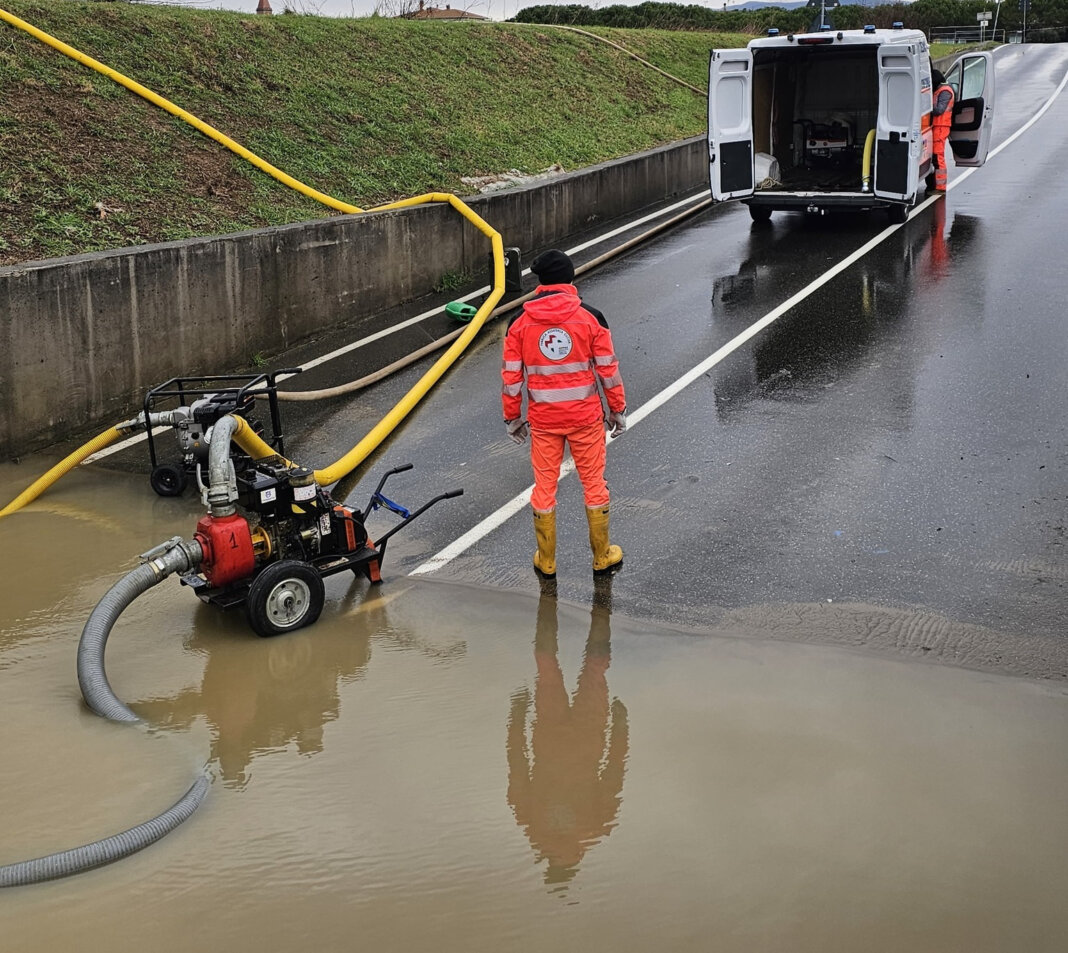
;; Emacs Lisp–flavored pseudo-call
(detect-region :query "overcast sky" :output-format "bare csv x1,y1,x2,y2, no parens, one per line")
160,0,751,23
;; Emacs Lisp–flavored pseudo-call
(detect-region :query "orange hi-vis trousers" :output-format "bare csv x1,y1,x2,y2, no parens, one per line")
933,130,950,190
530,420,609,512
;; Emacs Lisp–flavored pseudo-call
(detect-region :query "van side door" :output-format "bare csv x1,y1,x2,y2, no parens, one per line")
874,45,922,201
945,52,996,167
708,49,755,201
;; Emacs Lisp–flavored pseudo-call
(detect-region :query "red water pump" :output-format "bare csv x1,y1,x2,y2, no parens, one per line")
182,460,460,637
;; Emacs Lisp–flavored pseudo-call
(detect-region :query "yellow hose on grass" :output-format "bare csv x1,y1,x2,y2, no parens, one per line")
0,6,364,215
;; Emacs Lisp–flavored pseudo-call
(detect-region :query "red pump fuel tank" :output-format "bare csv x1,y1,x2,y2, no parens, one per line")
194,513,255,587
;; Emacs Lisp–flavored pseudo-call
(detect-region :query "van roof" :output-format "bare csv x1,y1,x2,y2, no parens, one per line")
749,26,927,50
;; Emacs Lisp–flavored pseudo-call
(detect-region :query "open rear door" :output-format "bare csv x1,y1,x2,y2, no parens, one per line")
708,49,754,201
945,51,996,167
874,45,922,200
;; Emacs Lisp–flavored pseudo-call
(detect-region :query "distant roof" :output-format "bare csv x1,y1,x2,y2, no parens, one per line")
403,3,487,19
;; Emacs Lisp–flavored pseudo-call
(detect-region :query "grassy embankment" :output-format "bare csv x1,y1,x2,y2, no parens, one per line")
0,0,743,265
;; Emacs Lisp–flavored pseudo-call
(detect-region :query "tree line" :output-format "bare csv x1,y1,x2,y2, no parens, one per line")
513,0,1068,39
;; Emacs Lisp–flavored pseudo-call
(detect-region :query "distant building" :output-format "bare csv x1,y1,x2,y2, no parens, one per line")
257,0,272,13
404,1,488,20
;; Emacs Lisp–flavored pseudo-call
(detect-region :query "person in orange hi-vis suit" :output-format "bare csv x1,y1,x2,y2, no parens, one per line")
502,250,627,578
931,69,955,192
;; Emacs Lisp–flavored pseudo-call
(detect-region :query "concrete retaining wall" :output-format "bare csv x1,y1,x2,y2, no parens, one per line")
0,135,708,457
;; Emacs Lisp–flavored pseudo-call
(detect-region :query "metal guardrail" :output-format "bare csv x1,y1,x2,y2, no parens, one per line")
929,26,1005,44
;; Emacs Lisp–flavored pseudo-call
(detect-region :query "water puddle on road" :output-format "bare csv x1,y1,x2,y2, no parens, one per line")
2,462,1068,951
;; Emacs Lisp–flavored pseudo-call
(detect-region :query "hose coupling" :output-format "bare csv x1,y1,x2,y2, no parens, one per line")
117,409,184,434
138,536,203,579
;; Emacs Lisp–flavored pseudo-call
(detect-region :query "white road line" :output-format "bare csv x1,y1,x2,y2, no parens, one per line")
988,57,1068,161
86,424,169,462
85,193,708,463
411,70,1068,576
410,220,905,575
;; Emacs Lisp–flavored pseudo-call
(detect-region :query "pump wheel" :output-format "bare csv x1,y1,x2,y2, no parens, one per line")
748,204,773,223
150,463,186,497
246,560,325,638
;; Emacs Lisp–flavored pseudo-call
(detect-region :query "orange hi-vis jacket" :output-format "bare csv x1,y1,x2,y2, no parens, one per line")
933,83,955,139
502,284,626,431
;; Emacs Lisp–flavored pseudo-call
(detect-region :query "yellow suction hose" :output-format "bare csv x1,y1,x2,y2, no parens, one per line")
0,426,126,518
228,205,504,487
0,10,506,515
862,129,876,192
1,208,502,518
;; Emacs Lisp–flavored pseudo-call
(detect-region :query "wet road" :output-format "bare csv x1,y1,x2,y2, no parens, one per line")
267,43,1068,677
2,43,1068,950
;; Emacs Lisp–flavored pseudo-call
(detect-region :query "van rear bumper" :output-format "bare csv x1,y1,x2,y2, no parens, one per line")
747,191,910,211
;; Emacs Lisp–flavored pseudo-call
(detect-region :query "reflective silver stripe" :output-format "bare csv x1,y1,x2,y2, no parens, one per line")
527,361,591,376
600,373,623,389
503,360,522,372
593,353,617,366
502,382,524,397
529,384,598,403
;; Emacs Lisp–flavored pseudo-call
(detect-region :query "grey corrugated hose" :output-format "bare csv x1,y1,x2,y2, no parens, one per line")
0,777,209,888
78,537,202,720
1,537,210,888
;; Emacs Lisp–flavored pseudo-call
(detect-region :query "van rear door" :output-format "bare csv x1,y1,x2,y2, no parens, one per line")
874,45,922,200
708,49,755,200
945,51,996,167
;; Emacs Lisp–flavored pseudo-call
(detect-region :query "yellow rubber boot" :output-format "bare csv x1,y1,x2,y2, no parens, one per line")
533,509,557,578
586,505,623,574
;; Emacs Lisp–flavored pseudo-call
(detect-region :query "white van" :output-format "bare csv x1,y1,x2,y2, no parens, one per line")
708,24,996,223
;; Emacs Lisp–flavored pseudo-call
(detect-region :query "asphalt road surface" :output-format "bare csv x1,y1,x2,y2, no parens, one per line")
108,44,1068,679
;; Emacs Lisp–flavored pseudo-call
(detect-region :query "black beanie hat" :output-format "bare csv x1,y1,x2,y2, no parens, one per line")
531,249,575,286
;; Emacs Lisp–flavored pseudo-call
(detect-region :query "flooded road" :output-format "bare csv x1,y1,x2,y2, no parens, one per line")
2,470,1068,949
3,44,1068,950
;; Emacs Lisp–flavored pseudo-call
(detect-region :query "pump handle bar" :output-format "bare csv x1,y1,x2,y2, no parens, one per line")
373,488,464,549
365,463,415,515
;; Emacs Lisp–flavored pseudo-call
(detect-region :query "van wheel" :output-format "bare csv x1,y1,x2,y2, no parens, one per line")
748,205,772,223
887,204,909,225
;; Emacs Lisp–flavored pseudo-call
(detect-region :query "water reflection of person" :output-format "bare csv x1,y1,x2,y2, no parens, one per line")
506,581,629,889
136,584,388,788
926,191,950,278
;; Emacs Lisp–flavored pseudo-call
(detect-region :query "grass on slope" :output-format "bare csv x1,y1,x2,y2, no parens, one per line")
0,1,742,265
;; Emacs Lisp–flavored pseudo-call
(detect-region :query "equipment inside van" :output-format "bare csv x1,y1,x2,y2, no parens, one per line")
708,24,996,223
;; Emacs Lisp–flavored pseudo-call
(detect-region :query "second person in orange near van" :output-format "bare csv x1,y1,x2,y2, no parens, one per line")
502,250,627,578
931,69,955,192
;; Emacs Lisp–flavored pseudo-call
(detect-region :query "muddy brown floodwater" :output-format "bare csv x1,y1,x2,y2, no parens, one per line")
2,461,1068,951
